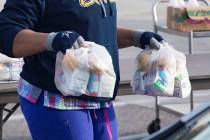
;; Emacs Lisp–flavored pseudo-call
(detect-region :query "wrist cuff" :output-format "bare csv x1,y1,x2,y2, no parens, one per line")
45,32,57,51
133,30,143,48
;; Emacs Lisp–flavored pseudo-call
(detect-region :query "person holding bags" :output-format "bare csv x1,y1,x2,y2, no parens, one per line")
0,0,164,139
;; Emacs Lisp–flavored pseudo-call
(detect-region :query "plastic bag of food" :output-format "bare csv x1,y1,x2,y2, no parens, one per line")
142,60,176,96
131,49,153,95
0,53,23,81
131,42,191,98
147,44,176,96
136,49,153,72
171,47,191,98
54,42,116,98
0,63,10,81
132,44,176,96
86,43,116,98
131,70,145,95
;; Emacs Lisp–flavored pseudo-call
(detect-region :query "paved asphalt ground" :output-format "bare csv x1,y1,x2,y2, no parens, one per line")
1,0,210,140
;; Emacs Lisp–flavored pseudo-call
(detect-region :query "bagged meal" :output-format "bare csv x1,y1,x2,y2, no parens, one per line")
55,42,116,98
131,42,191,98
132,45,176,96
0,53,23,81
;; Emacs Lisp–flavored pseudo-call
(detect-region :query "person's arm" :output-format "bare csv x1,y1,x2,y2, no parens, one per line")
117,26,164,49
0,0,46,58
13,29,47,57
0,1,82,58
13,29,83,57
117,27,136,49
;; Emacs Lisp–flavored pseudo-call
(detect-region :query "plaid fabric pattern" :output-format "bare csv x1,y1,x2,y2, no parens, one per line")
17,78,112,110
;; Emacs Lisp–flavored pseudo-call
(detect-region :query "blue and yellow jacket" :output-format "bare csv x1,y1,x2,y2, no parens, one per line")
0,0,120,102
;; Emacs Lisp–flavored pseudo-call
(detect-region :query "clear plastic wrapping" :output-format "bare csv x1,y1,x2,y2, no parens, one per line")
0,53,23,81
131,43,191,98
55,42,116,98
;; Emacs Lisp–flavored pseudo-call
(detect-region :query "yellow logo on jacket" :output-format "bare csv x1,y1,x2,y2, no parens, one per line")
79,0,100,7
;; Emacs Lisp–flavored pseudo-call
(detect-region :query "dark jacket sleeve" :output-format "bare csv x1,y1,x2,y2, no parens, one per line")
0,0,45,57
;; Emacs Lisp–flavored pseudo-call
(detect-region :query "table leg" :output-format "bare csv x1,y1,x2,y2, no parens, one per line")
155,96,160,119
147,97,161,134
190,90,194,111
0,104,3,140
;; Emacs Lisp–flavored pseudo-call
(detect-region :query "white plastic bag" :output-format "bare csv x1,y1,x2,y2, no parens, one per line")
0,63,10,81
0,53,23,81
131,42,191,98
172,47,191,98
55,42,116,98
10,60,23,81
86,43,116,98
136,49,153,72
131,49,153,95
143,46,176,96
132,44,176,97
131,70,145,95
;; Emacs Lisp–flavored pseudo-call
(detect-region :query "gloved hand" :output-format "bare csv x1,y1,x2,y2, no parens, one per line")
45,31,86,53
134,31,164,49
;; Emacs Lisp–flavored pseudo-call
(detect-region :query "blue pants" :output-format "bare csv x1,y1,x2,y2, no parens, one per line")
19,94,118,140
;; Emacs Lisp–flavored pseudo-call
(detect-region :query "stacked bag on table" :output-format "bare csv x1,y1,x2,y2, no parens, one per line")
0,53,23,81
131,42,191,98
55,42,116,98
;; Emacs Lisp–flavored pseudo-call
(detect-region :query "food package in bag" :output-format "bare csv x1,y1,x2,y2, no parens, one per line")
131,43,177,97
55,48,90,96
143,61,175,96
172,47,191,98
87,72,116,98
0,53,23,81
86,42,116,98
145,45,176,96
173,70,191,98
136,49,153,72
55,52,76,96
131,70,145,95
131,42,191,98
55,42,116,98
0,63,10,81
131,49,153,95
10,59,23,81
63,48,90,95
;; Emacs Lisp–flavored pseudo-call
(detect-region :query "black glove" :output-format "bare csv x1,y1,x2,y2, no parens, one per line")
134,31,164,49
140,31,163,49
45,31,85,53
